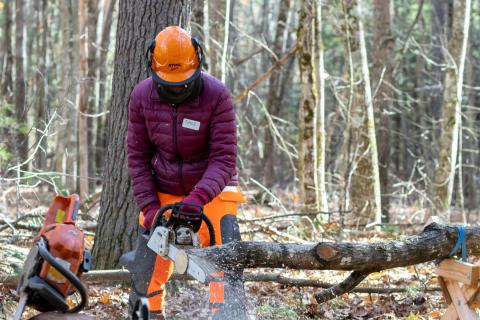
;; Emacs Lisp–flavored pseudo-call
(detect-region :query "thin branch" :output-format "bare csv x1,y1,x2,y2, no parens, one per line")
233,45,298,103
314,271,369,303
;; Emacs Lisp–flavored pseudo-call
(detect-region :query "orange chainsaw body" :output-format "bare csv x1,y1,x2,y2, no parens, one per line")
36,194,85,297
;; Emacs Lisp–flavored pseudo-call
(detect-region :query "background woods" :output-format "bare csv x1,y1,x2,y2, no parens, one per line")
2,0,480,318
0,0,480,265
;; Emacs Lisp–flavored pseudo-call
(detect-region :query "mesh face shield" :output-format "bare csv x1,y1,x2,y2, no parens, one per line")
153,76,203,104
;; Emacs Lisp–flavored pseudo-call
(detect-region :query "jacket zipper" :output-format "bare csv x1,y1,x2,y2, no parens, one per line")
172,105,187,194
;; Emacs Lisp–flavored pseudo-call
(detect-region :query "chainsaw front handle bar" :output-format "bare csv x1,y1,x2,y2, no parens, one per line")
150,203,216,246
37,238,88,313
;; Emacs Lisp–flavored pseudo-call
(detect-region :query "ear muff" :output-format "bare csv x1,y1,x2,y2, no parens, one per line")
145,39,156,72
191,37,204,68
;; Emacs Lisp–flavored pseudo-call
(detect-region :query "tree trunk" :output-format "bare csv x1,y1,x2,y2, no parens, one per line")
297,0,319,211
202,0,211,71
430,0,448,121
14,0,27,163
78,0,89,199
33,0,48,170
87,0,98,188
372,0,393,221
263,0,291,188
314,0,328,213
433,0,472,221
1,0,13,99
356,0,382,227
95,0,117,180
54,0,73,187
335,0,360,231
208,0,226,78
337,0,376,226
92,0,191,269
463,30,479,213
220,0,231,83
1,0,14,160
67,0,80,192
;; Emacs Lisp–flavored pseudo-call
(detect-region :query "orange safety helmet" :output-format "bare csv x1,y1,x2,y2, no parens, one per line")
145,26,204,86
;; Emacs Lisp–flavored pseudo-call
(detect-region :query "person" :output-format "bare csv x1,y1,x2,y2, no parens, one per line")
119,26,247,320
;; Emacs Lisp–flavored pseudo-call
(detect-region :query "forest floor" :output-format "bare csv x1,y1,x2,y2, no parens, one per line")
0,184,471,319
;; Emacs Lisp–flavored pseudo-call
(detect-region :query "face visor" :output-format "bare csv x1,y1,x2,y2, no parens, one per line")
153,75,202,104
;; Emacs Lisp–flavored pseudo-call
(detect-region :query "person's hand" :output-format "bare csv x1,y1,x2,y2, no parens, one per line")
142,203,161,230
179,193,204,214
169,193,205,232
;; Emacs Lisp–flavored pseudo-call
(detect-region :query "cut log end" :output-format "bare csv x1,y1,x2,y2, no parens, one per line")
316,244,338,260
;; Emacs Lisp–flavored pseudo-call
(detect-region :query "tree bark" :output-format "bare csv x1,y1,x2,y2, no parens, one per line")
433,0,472,221
92,0,191,269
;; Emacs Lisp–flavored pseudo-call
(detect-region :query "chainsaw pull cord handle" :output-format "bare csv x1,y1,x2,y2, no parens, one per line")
37,238,88,313
150,203,216,246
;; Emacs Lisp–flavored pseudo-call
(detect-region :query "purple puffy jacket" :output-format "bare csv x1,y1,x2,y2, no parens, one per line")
127,72,237,211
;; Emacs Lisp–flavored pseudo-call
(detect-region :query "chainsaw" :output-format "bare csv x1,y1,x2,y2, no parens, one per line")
128,203,217,320
147,203,216,283
13,194,90,320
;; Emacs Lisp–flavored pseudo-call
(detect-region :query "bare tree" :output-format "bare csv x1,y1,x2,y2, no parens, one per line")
297,0,320,210
14,0,27,162
78,0,89,199
314,0,328,213
33,0,48,170
263,0,291,188
356,0,382,227
372,0,394,221
433,0,472,221
95,0,117,178
1,0,13,98
87,0,99,187
92,0,191,269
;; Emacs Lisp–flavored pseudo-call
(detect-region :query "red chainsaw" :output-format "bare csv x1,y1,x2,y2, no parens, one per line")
13,194,90,320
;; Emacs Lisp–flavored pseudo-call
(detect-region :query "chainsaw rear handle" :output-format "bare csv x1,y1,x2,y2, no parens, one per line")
37,238,88,313
150,203,216,246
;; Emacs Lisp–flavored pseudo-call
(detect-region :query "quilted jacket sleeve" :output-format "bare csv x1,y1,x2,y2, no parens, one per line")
193,90,237,203
127,88,159,210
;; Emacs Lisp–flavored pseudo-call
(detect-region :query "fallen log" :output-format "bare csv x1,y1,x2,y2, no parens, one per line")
183,222,477,302
1,222,467,303
185,222,477,271
0,269,440,294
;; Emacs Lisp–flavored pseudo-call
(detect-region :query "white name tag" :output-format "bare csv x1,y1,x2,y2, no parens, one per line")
182,118,201,131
